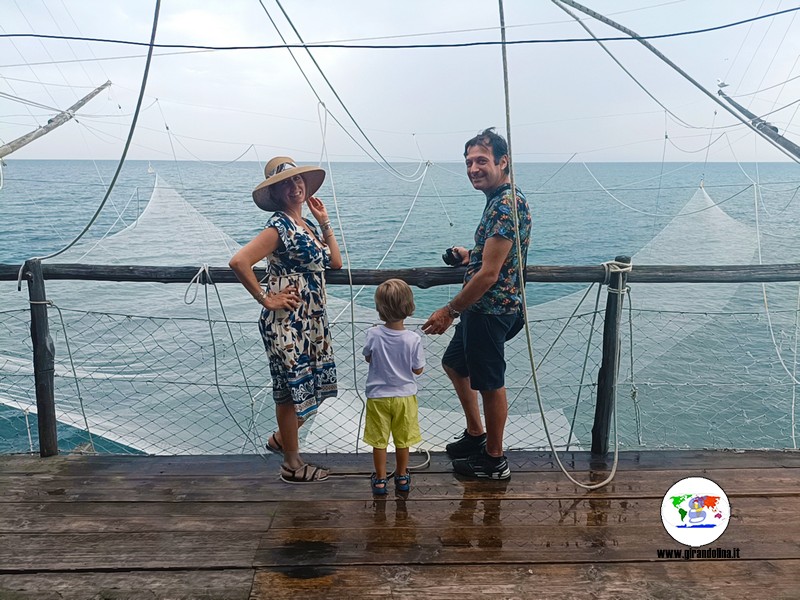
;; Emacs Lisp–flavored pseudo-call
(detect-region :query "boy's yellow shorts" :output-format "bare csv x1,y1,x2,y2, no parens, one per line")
363,395,422,449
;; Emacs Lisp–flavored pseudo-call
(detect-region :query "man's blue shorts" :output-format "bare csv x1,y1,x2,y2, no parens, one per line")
442,310,524,391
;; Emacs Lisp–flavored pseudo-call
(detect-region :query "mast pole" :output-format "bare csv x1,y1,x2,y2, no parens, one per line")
552,0,800,165
0,80,112,159
717,89,800,161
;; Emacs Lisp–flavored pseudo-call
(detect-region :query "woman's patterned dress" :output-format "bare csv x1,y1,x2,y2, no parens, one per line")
258,212,337,418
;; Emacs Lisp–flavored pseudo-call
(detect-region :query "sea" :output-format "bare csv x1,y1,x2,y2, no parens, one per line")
1,159,799,454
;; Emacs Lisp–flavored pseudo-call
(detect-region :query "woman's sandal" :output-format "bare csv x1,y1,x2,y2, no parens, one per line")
265,432,283,454
280,463,329,483
371,473,388,496
394,472,411,492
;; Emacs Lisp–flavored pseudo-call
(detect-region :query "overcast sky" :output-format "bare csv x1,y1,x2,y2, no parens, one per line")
2,0,799,163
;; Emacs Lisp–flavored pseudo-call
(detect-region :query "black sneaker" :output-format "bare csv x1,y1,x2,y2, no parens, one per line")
452,451,511,480
445,429,487,458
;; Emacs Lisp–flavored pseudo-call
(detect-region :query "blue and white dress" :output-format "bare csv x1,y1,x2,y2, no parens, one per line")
258,212,337,418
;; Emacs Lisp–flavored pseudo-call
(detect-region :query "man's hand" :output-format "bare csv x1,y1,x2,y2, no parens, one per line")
422,307,454,335
452,246,470,265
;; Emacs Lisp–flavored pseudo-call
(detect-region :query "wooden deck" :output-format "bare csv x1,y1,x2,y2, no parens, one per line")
1,449,799,599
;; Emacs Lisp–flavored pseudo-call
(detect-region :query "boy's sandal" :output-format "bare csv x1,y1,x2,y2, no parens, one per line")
280,463,329,483
394,472,411,492
265,432,283,454
371,473,388,496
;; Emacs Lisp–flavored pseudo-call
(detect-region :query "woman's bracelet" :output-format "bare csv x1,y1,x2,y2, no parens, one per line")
254,289,269,304
319,220,332,233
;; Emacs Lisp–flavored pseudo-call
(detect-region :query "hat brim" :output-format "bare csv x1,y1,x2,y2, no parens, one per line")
252,166,326,212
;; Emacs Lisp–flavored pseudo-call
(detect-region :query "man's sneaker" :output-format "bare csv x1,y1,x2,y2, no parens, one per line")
452,451,511,480
445,429,487,458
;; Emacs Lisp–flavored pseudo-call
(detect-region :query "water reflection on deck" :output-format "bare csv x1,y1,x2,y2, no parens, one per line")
1,450,799,599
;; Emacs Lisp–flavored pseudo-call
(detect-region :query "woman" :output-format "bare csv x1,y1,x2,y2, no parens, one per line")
230,156,342,483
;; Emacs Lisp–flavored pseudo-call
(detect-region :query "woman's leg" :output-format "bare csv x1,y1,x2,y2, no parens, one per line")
276,402,303,469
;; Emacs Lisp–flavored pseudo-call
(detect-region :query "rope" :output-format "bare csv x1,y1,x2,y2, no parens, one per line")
330,161,431,323
553,0,700,129
28,299,95,453
32,0,162,262
255,0,426,184
507,282,599,413
500,0,627,489
315,103,368,454
554,0,800,165
184,265,267,457
563,284,602,451
627,289,643,446
583,160,755,217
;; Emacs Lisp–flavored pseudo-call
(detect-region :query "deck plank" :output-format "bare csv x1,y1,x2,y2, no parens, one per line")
250,560,800,600
2,449,798,475
2,496,797,533
2,467,798,502
0,569,254,600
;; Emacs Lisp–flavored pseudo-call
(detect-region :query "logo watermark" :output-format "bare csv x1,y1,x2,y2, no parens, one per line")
660,476,731,547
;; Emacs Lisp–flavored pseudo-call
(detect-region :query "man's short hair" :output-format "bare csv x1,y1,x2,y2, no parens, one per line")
464,127,509,174
375,278,415,322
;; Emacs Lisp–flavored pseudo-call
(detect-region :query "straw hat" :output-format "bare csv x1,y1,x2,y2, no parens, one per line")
252,156,326,212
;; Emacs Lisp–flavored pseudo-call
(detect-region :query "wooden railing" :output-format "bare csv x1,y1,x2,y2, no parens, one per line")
3,258,800,457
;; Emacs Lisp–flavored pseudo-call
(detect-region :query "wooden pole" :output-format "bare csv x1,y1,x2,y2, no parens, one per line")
0,80,111,159
24,259,58,457
591,256,631,456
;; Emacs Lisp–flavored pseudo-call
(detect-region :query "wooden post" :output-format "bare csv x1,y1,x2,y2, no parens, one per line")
24,259,58,456
591,255,631,456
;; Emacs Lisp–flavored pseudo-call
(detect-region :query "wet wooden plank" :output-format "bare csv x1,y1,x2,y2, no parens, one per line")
250,560,800,599
0,569,253,600
3,467,798,502
253,523,799,566
2,449,798,476
262,496,800,529
1,495,795,536
2,495,795,536
0,501,275,533
0,532,263,571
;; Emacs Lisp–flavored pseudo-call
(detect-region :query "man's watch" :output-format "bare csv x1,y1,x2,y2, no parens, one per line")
445,303,461,319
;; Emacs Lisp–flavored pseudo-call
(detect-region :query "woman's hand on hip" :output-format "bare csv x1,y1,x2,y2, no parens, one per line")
307,196,330,223
263,286,301,311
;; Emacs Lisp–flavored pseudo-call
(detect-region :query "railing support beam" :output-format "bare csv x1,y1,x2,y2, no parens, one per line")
591,256,631,456
25,259,58,457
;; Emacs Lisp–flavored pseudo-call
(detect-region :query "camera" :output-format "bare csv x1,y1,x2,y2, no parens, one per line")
442,247,462,267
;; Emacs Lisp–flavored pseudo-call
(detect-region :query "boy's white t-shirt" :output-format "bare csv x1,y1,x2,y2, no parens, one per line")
362,325,425,399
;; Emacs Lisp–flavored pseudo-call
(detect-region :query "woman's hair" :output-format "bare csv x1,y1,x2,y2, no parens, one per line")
374,278,415,322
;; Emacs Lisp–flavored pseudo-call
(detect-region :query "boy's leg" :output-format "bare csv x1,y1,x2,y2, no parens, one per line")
373,447,388,479
395,446,410,476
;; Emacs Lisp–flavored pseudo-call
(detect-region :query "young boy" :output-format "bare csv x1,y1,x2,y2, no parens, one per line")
363,279,425,495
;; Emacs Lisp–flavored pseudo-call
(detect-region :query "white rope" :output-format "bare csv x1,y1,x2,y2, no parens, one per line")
500,0,628,489
184,265,268,457
729,149,800,391
507,282,599,413
315,103,368,454
583,158,754,217
28,298,95,453
330,161,431,324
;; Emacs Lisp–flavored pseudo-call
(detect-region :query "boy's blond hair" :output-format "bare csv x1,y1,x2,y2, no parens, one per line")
375,279,415,322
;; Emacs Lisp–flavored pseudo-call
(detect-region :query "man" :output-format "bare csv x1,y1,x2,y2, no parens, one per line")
422,128,530,480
